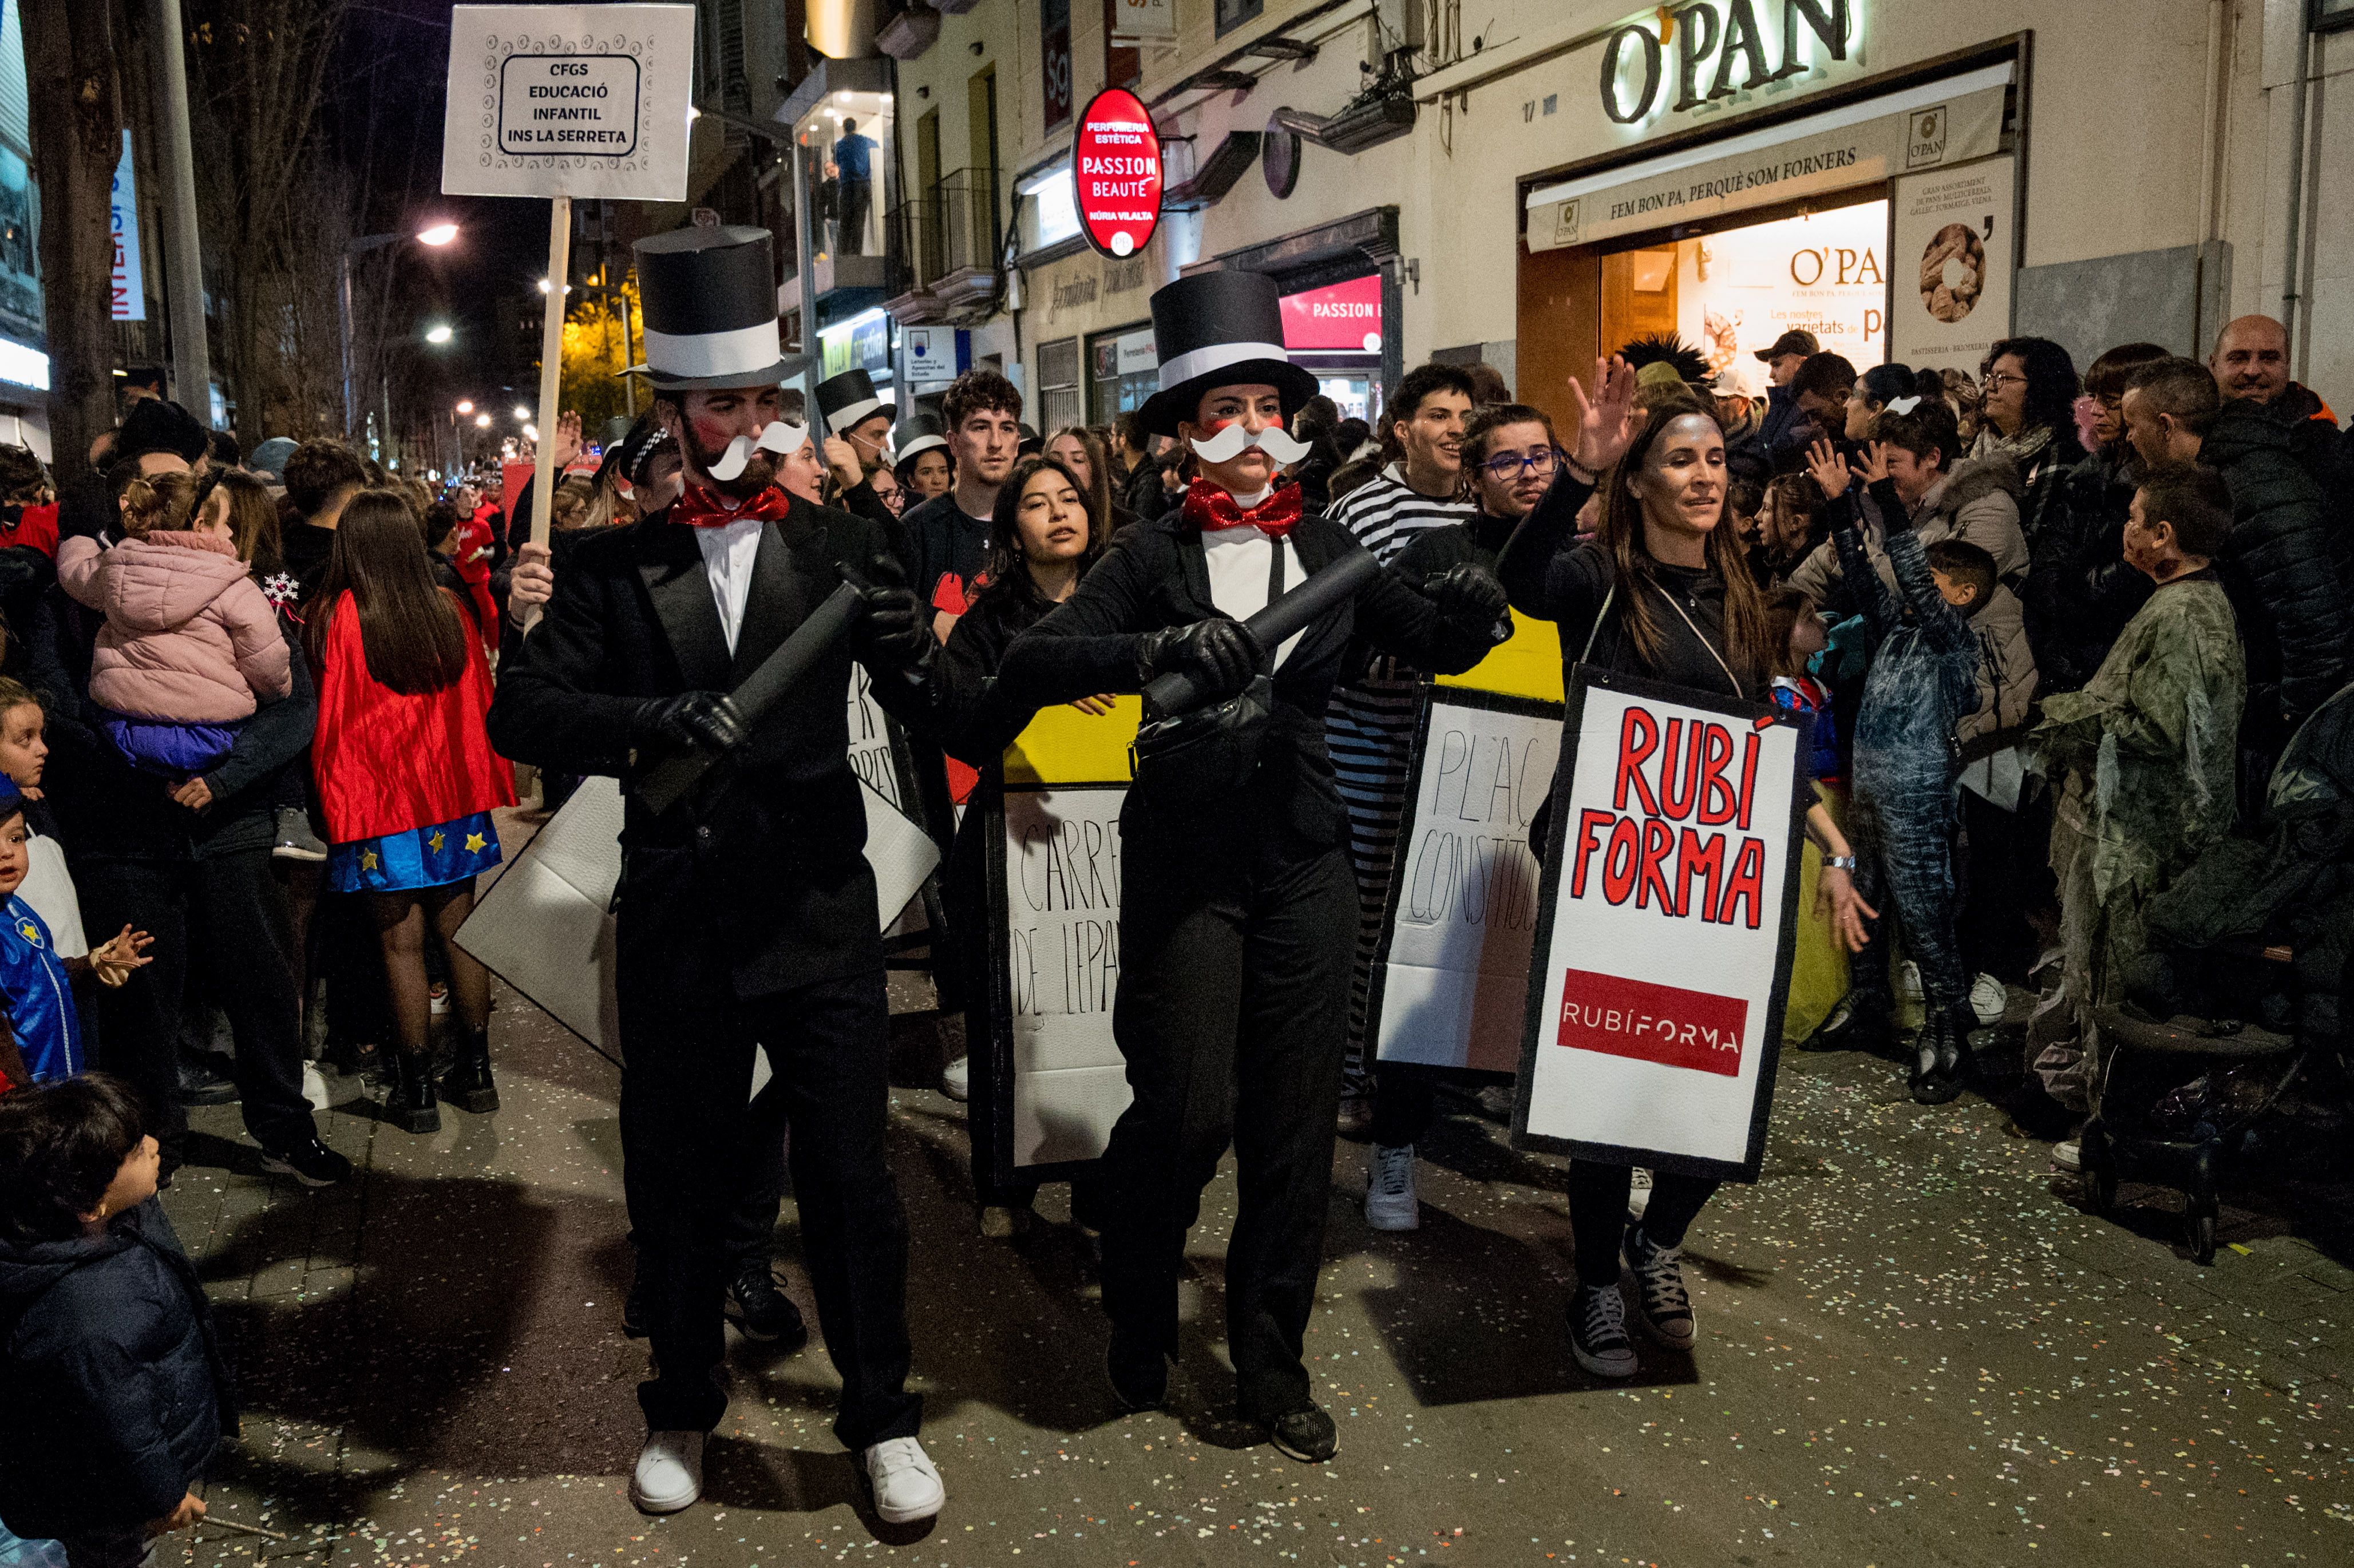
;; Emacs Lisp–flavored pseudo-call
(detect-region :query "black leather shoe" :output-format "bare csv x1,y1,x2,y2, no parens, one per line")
1264,1403,1338,1463
725,1262,809,1348
441,1025,499,1114
1909,1005,1972,1106
1107,1336,1169,1413
177,1053,239,1106
1804,989,1894,1054
262,1138,354,1188
390,1050,441,1134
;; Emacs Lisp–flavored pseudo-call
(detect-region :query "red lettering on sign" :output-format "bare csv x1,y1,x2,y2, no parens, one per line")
1633,818,1676,910
1615,705,1661,816
1697,722,1738,824
1556,968,1748,1076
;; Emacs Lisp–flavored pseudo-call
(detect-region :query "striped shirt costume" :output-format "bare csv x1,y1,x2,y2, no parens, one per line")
1323,466,1478,1090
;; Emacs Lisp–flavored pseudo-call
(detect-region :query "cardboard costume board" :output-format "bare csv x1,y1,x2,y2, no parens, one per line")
1368,609,1565,1076
974,698,1142,1189
1512,668,1810,1183
456,690,941,1065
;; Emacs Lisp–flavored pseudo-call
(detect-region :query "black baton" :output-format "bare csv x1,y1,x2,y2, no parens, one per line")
1141,547,1380,714
638,578,866,817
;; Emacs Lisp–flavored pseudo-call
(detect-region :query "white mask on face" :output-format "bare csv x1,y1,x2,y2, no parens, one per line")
1188,421,1312,466
706,419,809,482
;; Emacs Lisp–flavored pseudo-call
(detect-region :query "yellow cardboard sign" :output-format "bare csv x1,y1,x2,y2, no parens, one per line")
1003,696,1144,786
1435,609,1564,704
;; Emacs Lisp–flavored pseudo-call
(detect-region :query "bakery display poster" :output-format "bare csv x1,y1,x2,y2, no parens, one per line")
1889,154,2016,377
1513,670,1809,1183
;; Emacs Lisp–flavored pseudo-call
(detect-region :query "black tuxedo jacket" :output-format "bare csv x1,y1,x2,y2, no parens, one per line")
487,496,925,995
994,508,1497,856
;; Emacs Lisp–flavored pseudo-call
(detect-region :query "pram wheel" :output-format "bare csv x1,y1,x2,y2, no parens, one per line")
2186,1141,2220,1265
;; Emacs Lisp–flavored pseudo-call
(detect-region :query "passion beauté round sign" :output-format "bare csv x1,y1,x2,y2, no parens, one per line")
1073,88,1162,260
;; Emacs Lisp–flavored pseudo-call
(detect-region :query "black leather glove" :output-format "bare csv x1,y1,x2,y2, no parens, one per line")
848,553,934,672
630,691,748,755
1427,563,1510,634
1135,616,1260,700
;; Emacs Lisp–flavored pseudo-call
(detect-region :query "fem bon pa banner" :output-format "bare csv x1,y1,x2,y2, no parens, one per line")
1513,668,1810,1182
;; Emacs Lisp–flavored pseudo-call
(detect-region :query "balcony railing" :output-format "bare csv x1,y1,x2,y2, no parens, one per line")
887,168,1002,301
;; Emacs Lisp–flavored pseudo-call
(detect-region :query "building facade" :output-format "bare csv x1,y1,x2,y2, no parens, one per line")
739,1,2354,439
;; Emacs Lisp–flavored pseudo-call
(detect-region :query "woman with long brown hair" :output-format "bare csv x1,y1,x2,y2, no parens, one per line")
305,488,514,1134
1045,425,1136,532
1497,362,1874,1384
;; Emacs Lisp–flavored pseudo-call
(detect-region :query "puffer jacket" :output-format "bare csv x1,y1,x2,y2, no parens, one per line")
2201,400,2354,736
0,1197,235,1537
55,530,291,723
2022,446,2154,695
1960,580,2038,755
1785,452,2028,611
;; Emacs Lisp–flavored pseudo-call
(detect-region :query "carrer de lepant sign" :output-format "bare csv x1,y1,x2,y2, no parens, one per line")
441,4,695,202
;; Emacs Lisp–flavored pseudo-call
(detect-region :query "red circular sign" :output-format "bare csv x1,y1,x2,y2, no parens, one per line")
1073,88,1162,260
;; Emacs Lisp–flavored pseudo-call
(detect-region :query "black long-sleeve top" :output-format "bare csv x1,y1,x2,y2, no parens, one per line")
1497,470,1758,700
995,510,1497,852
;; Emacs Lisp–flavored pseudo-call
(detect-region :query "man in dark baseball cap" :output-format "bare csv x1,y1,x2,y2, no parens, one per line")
1751,330,1819,385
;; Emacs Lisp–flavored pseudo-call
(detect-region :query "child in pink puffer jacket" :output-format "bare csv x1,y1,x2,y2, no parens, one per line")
56,469,292,776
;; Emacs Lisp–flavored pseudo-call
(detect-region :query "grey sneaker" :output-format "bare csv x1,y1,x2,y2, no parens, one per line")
1623,1228,1695,1351
1363,1143,1419,1231
272,805,327,862
1568,1284,1637,1378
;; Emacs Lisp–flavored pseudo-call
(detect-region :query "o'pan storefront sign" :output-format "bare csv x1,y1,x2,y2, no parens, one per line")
1527,64,2009,253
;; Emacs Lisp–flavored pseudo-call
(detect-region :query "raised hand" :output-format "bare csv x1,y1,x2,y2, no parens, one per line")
89,925,155,988
822,434,865,492
1565,356,1640,476
552,409,584,470
1804,437,1851,500
1850,439,1893,487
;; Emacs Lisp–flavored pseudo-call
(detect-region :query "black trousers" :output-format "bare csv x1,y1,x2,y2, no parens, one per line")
1099,838,1356,1421
1567,1161,1718,1288
836,177,872,255
78,849,317,1166
616,944,918,1446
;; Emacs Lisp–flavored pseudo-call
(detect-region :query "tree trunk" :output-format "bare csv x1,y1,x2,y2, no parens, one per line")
22,0,125,474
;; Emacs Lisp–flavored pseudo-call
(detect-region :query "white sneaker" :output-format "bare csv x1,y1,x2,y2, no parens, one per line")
1897,960,1924,1005
1364,1143,1420,1231
940,1056,969,1102
630,1430,704,1513
863,1435,944,1524
1970,973,2009,1027
2051,1139,2083,1173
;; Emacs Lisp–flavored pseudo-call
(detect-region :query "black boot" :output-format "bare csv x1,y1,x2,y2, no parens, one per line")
390,1049,441,1133
442,1025,499,1114
1909,1004,1971,1106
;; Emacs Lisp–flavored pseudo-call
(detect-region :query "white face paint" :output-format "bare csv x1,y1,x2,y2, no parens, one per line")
706,419,810,482
1187,420,1312,466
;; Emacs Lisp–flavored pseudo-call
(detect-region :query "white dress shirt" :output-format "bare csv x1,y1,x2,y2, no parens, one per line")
1199,493,1306,667
693,515,765,656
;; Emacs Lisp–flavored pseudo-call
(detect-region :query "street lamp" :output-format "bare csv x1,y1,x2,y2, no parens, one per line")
425,324,454,345
512,405,531,421
474,413,492,427
339,221,462,443
455,399,474,415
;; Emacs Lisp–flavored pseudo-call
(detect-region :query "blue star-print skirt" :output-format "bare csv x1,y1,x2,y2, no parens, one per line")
327,811,504,893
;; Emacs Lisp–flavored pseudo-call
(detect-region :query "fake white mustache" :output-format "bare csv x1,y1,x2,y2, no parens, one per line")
1188,422,1312,465
706,421,809,482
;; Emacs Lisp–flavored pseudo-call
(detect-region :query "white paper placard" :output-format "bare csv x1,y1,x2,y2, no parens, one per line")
1000,786,1132,1170
456,773,941,1063
1888,154,2017,378
1514,671,1807,1181
441,5,697,201
1372,691,1560,1075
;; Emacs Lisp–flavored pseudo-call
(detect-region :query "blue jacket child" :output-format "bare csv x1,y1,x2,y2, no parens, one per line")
0,1076,235,1545
1815,463,1989,1101
0,783,149,1092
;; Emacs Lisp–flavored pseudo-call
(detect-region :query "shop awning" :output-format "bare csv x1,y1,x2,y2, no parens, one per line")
1524,62,2013,253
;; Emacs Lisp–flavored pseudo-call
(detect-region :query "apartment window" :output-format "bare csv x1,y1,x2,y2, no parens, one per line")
1215,0,1264,37
1037,335,1082,432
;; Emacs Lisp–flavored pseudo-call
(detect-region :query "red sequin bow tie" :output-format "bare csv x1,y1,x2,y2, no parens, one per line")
669,482,796,528
1182,477,1304,540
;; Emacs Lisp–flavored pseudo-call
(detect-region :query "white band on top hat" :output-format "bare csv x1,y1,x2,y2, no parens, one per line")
1156,339,1289,394
827,398,887,434
642,319,782,381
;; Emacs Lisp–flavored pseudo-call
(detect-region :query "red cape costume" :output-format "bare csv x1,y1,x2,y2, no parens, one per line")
311,589,515,843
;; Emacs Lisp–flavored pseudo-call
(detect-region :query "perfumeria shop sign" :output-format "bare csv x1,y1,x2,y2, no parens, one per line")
1599,0,1862,129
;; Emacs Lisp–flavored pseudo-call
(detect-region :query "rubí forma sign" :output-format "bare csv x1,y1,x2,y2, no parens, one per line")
1073,88,1162,260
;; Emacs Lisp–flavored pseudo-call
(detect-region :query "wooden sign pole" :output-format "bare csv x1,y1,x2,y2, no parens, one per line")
529,193,572,550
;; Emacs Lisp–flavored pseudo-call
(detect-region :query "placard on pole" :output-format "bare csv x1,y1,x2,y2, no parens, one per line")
439,5,695,549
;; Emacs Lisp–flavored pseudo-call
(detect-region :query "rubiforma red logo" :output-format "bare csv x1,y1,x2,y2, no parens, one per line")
1555,968,1748,1076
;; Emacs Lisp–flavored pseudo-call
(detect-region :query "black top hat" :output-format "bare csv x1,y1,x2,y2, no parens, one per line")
1136,271,1318,438
892,413,947,470
815,369,889,436
632,225,788,393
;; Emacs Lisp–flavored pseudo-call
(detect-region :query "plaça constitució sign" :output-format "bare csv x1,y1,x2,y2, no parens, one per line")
1599,0,1862,128
1514,668,1809,1182
441,5,695,201
1072,87,1163,260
